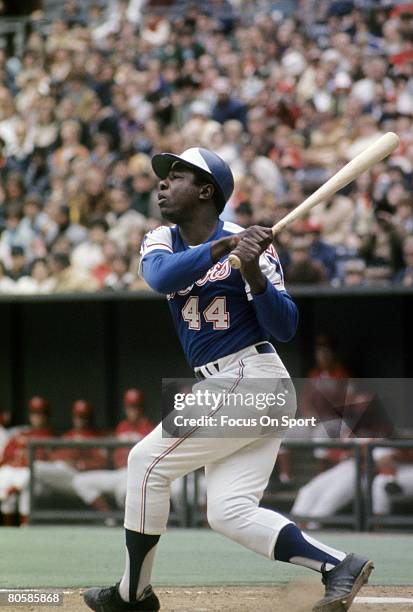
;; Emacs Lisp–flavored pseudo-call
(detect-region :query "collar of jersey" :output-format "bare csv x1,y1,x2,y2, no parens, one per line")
178,219,224,249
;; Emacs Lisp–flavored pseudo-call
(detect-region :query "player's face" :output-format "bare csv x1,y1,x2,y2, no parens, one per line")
30,412,48,429
126,406,141,423
157,163,201,223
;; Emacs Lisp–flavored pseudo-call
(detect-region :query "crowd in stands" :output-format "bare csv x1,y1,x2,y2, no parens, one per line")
0,0,413,293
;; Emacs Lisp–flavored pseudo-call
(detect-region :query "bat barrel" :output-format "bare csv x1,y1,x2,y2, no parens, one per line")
229,131,399,267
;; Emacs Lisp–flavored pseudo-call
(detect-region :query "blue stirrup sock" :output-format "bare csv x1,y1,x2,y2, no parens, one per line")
119,529,160,602
274,523,346,572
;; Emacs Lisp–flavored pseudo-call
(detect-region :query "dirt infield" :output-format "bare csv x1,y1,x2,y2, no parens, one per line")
5,585,412,612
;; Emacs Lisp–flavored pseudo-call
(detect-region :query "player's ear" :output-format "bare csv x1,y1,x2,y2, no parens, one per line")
199,183,215,201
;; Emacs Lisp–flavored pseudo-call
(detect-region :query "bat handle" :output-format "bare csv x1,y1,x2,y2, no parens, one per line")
228,253,241,269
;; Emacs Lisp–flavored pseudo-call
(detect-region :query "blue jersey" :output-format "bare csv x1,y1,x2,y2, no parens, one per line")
140,220,298,368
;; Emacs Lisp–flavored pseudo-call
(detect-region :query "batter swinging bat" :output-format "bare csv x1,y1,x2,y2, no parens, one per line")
228,131,400,269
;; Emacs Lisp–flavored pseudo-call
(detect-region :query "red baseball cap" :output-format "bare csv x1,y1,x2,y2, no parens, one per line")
123,388,144,408
29,396,49,414
72,399,93,418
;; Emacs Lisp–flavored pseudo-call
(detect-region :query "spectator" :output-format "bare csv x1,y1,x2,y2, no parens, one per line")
89,133,117,170
15,257,54,294
106,188,146,250
79,166,111,223
103,254,134,291
211,77,247,128
130,172,155,217
234,201,254,228
182,100,220,148
30,102,59,152
0,260,15,293
71,218,108,272
49,205,87,247
50,252,99,293
342,259,366,287
359,212,404,276
304,220,337,279
0,206,25,268
7,246,29,281
284,237,328,284
91,238,120,288
51,120,89,173
234,143,284,197
309,193,353,247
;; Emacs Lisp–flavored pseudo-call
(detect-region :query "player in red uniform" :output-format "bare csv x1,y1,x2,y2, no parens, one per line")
35,400,107,501
73,389,154,512
0,397,53,525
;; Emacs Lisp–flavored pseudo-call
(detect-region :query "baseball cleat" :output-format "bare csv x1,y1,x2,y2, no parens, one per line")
83,583,160,611
312,553,374,611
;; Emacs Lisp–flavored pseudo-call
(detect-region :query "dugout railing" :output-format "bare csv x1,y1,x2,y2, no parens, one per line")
28,438,413,529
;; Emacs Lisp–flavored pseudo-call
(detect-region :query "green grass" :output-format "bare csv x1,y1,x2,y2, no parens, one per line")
0,528,411,588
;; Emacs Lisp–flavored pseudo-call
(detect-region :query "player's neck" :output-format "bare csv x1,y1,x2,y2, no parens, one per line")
178,216,219,246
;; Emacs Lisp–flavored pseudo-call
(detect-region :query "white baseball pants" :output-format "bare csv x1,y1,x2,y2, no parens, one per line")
292,458,356,517
124,348,294,559
73,468,127,507
372,465,413,514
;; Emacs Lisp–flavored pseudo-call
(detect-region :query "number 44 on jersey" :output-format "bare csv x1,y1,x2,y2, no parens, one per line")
182,296,230,330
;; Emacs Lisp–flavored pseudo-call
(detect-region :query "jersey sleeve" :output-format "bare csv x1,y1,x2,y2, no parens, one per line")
138,226,173,279
139,225,216,294
140,226,173,259
244,244,297,342
244,244,285,300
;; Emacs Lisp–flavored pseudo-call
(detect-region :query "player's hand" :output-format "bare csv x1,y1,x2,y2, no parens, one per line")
211,234,241,263
230,225,273,264
230,226,273,293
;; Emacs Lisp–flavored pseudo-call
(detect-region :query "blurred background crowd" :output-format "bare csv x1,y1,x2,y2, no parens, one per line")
0,0,413,294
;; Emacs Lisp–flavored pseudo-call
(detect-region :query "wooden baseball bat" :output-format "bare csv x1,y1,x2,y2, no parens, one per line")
228,131,400,269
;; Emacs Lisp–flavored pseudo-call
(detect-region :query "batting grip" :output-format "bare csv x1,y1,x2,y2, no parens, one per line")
228,131,400,270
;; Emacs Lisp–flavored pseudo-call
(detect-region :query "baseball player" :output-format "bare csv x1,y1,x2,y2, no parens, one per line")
73,389,154,512
35,399,107,500
84,148,373,612
0,396,53,526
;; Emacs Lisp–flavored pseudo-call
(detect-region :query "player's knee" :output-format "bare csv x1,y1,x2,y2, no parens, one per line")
206,503,226,533
1,495,17,513
72,474,89,499
207,496,250,534
127,442,147,471
127,444,164,489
